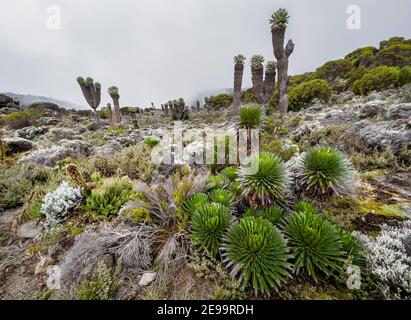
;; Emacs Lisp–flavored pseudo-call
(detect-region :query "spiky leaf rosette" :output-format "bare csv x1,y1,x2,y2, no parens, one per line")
300,146,353,197
270,8,290,26
221,167,238,181
228,181,243,197
239,152,289,207
85,77,94,85
209,189,235,208
208,174,230,189
293,201,318,215
283,210,344,281
255,205,284,225
234,54,246,65
222,217,292,295
266,61,277,72
145,136,160,148
108,86,119,95
77,76,85,85
250,55,265,67
337,228,365,268
95,82,101,89
191,203,231,256
239,104,262,129
182,193,208,216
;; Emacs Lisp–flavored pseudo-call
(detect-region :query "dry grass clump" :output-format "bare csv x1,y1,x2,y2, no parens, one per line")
59,222,155,295
85,143,157,182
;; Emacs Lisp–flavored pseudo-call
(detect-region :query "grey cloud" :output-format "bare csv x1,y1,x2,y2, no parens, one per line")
0,0,410,108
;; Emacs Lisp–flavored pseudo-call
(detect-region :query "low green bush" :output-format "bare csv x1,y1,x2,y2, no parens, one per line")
0,108,44,129
0,164,33,211
353,66,400,95
376,43,411,67
211,93,233,110
346,66,367,87
399,66,411,86
289,80,332,111
379,37,411,50
310,59,354,83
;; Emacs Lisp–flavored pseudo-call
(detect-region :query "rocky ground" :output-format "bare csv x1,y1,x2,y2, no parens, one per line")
0,86,410,300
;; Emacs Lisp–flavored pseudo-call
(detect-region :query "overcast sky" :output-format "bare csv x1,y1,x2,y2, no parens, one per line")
1,0,410,108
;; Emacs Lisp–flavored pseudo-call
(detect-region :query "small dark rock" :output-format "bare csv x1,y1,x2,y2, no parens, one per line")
28,102,60,112
0,94,14,108
4,137,34,155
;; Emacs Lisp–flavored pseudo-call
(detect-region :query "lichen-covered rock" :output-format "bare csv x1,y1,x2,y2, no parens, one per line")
138,272,156,286
16,126,48,140
18,140,91,166
38,117,59,126
60,140,92,158
46,127,81,141
292,120,322,141
347,119,411,151
16,220,42,239
384,103,411,120
34,257,54,275
18,146,71,166
93,141,122,157
4,137,34,155
359,100,387,119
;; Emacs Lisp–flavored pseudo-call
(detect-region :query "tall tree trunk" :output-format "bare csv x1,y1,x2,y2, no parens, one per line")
271,25,294,115
232,63,244,117
263,69,276,105
0,132,4,160
107,103,114,128
95,86,101,109
79,83,94,108
251,64,264,104
93,109,100,123
88,84,97,108
111,94,121,125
